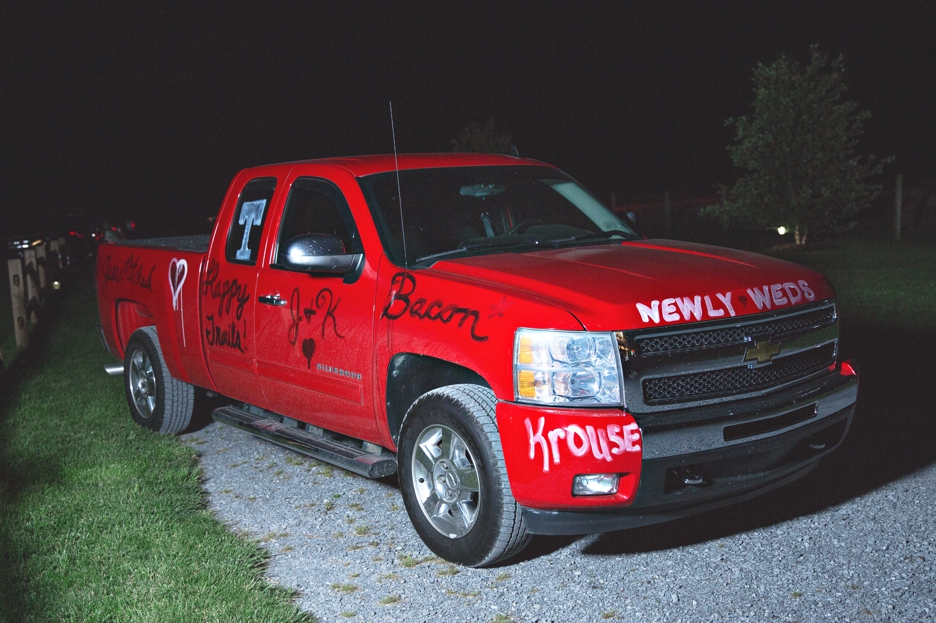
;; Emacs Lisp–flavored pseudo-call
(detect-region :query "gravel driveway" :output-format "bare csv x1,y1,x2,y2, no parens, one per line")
181,418,935,623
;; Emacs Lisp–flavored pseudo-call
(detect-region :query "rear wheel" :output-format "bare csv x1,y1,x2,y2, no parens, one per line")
398,384,530,567
124,326,194,434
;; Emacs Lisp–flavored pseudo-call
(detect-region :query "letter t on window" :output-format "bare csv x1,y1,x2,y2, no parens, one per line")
236,200,267,261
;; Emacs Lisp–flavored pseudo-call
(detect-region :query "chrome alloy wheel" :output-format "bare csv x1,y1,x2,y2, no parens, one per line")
128,349,157,418
411,424,481,538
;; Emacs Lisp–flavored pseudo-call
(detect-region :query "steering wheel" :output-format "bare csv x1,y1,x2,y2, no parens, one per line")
506,218,543,235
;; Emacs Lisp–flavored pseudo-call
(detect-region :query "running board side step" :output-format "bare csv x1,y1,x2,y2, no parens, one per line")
211,406,397,479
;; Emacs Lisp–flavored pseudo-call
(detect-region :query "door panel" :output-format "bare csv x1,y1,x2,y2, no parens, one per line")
202,176,277,405
254,177,378,441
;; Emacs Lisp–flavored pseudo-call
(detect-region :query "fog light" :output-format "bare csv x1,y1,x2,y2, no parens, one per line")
572,473,620,496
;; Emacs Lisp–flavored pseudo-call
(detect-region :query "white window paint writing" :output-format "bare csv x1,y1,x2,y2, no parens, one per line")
235,199,267,261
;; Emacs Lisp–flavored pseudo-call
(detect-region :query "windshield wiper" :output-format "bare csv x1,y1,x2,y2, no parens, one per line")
548,229,635,245
415,235,540,264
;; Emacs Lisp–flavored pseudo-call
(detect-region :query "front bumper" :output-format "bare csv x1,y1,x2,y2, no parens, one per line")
518,365,858,535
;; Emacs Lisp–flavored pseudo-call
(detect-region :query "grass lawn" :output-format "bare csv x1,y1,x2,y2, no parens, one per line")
775,235,936,335
0,278,313,622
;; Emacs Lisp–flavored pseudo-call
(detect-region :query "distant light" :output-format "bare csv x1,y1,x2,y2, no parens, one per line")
52,281,61,290
777,226,788,236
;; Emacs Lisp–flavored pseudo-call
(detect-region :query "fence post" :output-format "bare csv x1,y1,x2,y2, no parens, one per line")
894,173,903,241
48,239,60,286
23,248,40,324
36,242,48,299
8,258,28,349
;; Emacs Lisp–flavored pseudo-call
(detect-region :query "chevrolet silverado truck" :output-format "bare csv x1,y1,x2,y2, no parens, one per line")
96,154,858,566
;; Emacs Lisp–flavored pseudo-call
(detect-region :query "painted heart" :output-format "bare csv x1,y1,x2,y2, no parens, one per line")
169,258,188,311
302,338,316,368
738,294,749,307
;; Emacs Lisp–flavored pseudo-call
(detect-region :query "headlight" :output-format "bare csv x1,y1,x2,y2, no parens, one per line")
514,329,623,406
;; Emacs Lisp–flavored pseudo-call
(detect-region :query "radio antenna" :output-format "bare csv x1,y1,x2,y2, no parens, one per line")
389,101,408,268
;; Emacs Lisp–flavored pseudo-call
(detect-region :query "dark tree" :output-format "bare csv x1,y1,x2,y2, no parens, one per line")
706,45,888,245
451,117,513,154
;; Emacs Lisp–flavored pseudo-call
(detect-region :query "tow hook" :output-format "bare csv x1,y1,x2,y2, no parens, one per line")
665,464,711,492
674,465,707,486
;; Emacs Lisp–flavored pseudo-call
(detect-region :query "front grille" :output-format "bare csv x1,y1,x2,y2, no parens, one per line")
643,343,836,404
622,301,839,412
636,307,835,355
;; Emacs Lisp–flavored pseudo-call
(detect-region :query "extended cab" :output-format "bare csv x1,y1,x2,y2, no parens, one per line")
96,154,858,566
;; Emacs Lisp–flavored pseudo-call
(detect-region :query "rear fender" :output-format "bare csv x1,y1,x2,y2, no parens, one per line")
116,299,154,357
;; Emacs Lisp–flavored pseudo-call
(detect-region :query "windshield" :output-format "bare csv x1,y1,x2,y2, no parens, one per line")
358,165,640,267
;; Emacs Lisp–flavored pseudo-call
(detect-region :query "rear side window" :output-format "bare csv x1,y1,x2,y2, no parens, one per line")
226,177,277,265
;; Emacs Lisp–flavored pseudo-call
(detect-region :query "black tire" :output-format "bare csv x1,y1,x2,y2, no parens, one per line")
398,384,530,567
123,326,194,435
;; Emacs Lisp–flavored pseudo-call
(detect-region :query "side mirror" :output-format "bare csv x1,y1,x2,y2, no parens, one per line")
282,233,361,274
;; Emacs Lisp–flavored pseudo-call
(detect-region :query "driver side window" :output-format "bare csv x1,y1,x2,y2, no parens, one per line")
274,178,360,269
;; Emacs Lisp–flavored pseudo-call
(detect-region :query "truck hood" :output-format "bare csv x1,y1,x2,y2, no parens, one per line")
426,239,833,331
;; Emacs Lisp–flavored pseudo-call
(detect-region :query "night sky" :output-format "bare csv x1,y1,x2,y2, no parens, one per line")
2,2,934,238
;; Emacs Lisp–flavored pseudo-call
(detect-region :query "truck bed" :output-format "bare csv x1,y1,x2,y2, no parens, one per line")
115,234,210,253
97,237,213,391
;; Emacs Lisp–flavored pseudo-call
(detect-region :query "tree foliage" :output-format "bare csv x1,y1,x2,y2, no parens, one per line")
706,45,888,245
451,117,513,154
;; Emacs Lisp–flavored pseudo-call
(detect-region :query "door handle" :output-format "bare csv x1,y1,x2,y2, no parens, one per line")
258,294,286,306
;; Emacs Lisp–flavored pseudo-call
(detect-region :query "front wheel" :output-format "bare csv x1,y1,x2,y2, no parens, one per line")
398,384,530,567
123,326,194,435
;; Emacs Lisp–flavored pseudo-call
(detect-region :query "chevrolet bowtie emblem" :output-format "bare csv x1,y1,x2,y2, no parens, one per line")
744,340,781,364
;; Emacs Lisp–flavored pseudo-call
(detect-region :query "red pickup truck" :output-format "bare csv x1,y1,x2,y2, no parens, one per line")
96,154,858,566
